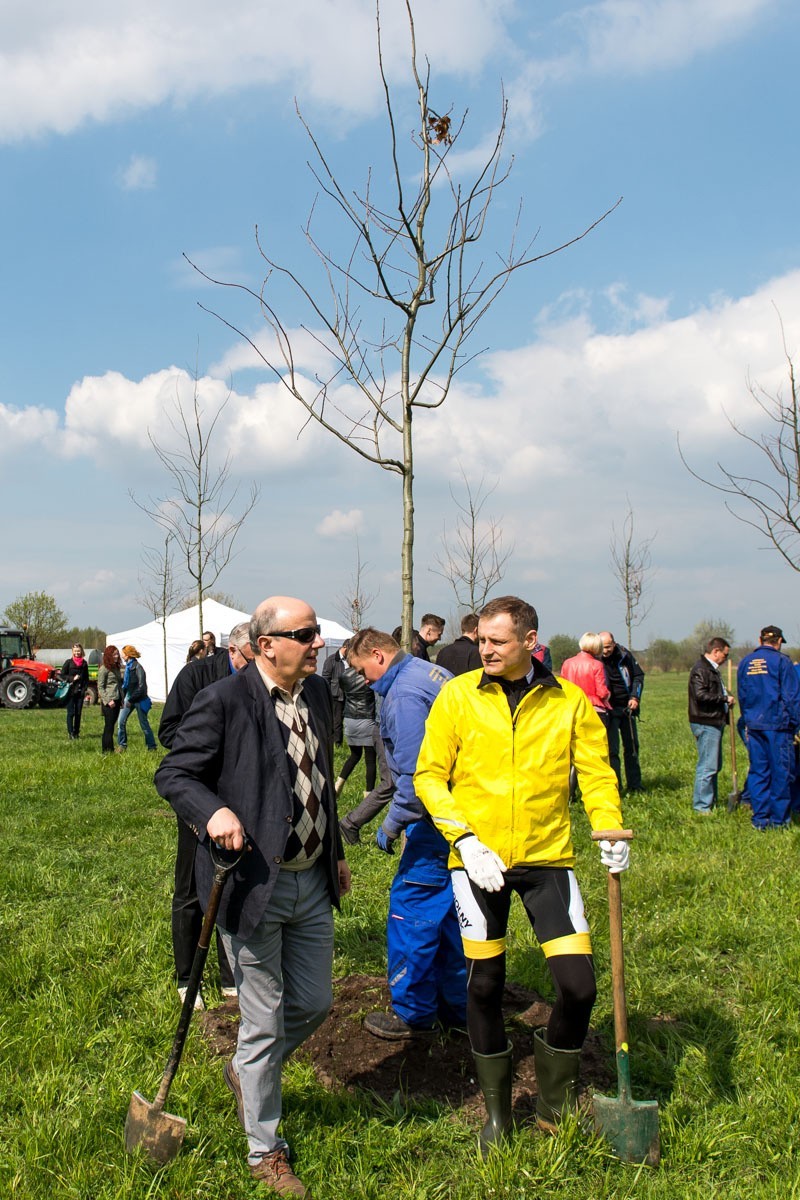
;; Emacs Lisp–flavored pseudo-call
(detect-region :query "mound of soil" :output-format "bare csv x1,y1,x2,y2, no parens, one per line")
199,974,615,1117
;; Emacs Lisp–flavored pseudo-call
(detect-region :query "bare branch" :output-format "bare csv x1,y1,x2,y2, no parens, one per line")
610,501,656,648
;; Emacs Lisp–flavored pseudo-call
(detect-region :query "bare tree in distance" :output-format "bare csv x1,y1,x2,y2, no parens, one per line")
138,532,183,695
678,308,800,572
186,1,620,649
610,502,656,649
131,370,260,637
335,538,377,633
432,468,512,613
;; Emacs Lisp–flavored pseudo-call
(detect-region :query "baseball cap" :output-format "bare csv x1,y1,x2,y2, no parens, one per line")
760,625,784,641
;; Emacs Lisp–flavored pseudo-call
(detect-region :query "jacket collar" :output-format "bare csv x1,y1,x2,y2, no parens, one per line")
372,650,410,698
477,654,560,692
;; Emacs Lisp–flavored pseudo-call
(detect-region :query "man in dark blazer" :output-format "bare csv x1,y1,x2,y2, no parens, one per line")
158,621,254,1006
155,596,350,1198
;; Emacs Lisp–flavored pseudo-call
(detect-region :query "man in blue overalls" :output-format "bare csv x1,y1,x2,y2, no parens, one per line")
738,624,800,829
348,628,467,1038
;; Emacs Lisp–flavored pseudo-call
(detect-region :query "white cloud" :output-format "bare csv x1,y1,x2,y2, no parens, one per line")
0,0,514,142
117,153,157,190
316,509,365,537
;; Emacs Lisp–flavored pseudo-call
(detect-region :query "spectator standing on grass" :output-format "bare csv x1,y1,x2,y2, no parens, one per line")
333,660,379,798
415,596,625,1156
155,596,350,1199
97,645,123,755
688,637,734,815
347,628,466,1041
392,613,445,661
117,646,156,752
158,622,255,1008
61,642,89,741
321,640,348,746
435,613,482,676
737,625,800,830
560,634,612,725
600,631,645,793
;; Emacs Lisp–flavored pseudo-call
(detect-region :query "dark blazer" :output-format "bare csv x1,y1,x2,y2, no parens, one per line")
158,650,233,748
688,656,728,728
435,636,482,677
154,662,344,939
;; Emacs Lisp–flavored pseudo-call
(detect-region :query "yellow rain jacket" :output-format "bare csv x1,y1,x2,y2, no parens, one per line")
414,668,623,870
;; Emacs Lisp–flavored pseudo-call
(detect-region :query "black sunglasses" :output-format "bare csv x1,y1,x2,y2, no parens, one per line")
264,625,321,645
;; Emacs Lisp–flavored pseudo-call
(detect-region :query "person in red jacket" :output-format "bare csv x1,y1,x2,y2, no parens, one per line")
560,634,612,724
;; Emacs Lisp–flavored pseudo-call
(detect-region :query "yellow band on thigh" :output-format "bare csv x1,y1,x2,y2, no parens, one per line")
541,932,593,957
462,936,505,960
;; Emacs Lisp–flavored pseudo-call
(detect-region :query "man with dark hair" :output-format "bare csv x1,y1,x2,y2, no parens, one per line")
600,631,645,793
156,597,350,1197
688,637,734,814
436,613,482,676
738,624,800,830
347,627,466,1040
393,613,446,661
202,630,218,654
159,622,255,1006
415,595,625,1156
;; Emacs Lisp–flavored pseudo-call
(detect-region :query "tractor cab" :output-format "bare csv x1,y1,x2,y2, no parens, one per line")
1,627,33,671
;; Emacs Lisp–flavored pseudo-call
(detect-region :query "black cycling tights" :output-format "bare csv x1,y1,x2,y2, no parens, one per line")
467,952,596,1055
339,745,377,791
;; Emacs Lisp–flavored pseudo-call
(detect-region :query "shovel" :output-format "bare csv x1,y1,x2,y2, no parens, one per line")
725,661,742,812
591,829,660,1166
124,841,245,1164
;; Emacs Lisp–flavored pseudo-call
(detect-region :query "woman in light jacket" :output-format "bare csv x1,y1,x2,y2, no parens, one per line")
97,645,123,754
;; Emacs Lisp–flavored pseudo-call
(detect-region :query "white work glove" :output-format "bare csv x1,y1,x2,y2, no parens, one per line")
457,834,507,892
599,839,630,874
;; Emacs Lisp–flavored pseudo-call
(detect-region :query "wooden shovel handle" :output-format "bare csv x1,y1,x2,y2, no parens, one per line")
591,829,631,1052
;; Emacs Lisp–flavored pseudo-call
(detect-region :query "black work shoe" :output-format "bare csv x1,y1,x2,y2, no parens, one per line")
250,1149,309,1196
223,1058,245,1128
363,1010,433,1040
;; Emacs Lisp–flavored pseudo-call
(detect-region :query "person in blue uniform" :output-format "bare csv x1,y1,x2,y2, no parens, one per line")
737,624,800,830
347,628,467,1039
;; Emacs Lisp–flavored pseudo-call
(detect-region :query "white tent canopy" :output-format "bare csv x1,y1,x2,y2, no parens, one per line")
107,600,352,701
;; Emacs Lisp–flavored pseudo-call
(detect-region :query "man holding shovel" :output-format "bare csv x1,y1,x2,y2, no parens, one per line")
415,596,627,1156
156,596,350,1199
688,637,734,814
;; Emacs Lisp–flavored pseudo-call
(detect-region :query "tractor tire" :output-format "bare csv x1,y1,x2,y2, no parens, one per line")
0,671,37,709
83,684,99,706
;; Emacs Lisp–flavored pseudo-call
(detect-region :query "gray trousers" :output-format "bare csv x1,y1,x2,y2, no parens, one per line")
339,729,395,840
220,862,334,1161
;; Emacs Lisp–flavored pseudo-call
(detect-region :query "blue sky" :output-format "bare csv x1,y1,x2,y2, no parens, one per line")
2,0,799,647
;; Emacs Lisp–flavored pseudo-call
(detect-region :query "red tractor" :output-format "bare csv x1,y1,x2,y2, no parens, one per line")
0,627,65,709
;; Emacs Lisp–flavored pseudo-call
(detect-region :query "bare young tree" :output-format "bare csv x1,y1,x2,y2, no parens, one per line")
610,502,656,649
432,468,512,612
138,532,183,695
187,1,618,648
132,370,260,636
679,310,800,572
335,538,377,632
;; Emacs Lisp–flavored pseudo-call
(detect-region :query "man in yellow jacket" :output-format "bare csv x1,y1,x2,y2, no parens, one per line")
414,596,627,1156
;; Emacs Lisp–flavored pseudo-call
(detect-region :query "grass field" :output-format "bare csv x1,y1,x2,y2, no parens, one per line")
1,674,799,1199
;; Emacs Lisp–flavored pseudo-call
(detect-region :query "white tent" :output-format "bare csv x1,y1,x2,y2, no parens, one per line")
107,599,352,701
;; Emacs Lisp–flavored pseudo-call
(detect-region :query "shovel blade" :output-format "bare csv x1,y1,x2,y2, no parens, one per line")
726,789,742,813
593,1090,660,1166
124,1090,187,1165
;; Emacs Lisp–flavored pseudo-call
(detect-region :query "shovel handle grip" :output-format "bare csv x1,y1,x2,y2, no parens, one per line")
591,829,633,842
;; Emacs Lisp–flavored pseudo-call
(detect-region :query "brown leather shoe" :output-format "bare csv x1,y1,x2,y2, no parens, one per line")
223,1058,245,1128
250,1149,309,1197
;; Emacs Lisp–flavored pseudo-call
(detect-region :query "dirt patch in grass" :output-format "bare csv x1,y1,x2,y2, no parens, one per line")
199,974,615,1118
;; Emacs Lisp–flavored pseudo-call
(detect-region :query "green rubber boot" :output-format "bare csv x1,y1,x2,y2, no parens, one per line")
472,1042,514,1158
532,1026,581,1133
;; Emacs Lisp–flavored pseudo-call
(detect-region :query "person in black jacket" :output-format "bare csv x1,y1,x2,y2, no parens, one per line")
321,641,348,745
61,642,89,740
600,631,645,792
688,637,734,813
155,596,350,1197
435,613,482,676
158,621,254,1006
